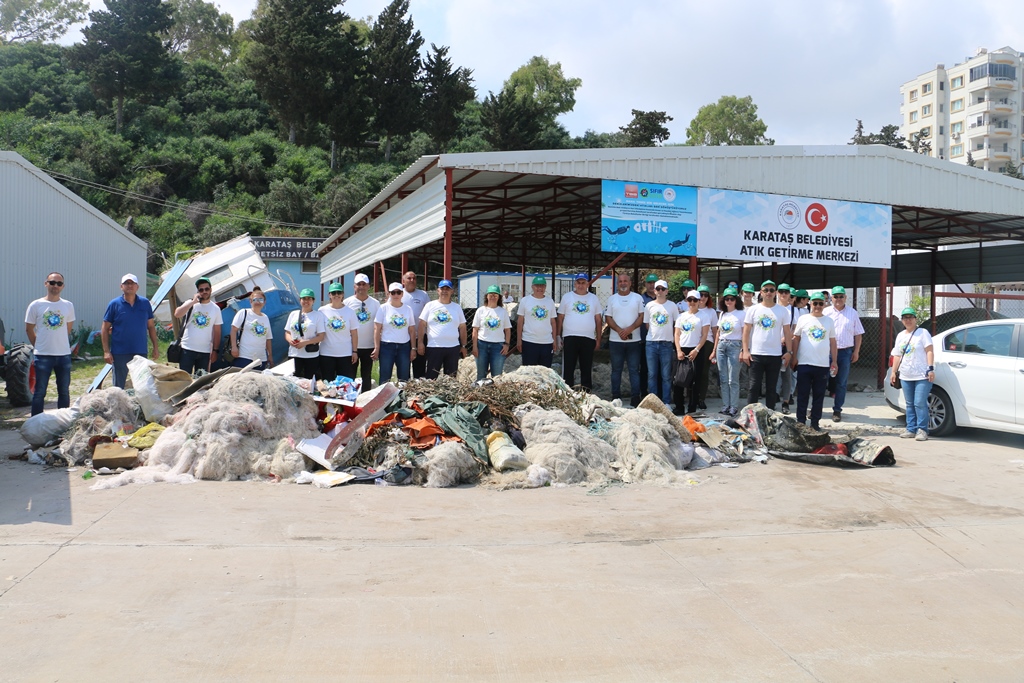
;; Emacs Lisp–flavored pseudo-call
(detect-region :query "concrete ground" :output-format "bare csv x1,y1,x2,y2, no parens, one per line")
2,392,1023,682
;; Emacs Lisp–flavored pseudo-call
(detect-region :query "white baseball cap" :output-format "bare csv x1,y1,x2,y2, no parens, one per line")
686,290,700,300
655,279,669,289
354,273,370,284
388,282,403,293
121,273,138,284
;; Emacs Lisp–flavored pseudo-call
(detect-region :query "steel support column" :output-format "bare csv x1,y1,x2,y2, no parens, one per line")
878,268,888,390
443,168,453,281
689,256,698,285
929,250,937,335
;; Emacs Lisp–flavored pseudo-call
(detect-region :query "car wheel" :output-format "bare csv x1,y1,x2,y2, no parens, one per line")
928,386,956,437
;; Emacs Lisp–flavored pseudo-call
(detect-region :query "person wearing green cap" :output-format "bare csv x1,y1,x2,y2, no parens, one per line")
890,307,935,441
473,285,511,380
285,288,326,379
790,291,837,430
741,280,792,410
516,276,558,368
780,288,810,412
318,282,359,382
558,274,603,391
823,285,864,422
605,273,645,405
741,283,756,308
173,276,221,375
710,286,744,416
693,283,717,409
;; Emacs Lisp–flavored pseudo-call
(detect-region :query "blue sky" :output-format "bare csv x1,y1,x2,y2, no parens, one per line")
77,0,1024,146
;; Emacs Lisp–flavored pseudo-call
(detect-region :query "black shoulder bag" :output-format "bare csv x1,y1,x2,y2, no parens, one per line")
890,328,920,391
166,307,193,363
299,313,320,353
234,310,248,349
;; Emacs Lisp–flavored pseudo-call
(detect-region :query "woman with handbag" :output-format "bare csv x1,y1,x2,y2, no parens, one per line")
673,290,708,415
890,307,935,441
285,288,326,379
230,287,274,370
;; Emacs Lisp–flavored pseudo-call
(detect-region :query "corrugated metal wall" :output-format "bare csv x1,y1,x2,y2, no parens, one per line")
0,153,147,344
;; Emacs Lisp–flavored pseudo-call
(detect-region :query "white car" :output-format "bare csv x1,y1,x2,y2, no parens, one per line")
885,318,1024,436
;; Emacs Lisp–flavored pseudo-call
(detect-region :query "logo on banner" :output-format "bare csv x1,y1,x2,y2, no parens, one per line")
625,184,639,198
806,203,829,232
663,187,676,202
778,200,801,230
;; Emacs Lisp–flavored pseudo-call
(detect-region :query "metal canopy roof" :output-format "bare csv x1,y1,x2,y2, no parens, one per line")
317,145,1024,280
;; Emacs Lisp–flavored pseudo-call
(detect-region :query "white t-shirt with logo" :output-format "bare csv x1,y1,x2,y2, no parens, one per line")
644,301,678,343
697,307,717,344
793,314,836,367
401,289,430,322
716,310,744,341
420,301,466,348
604,292,645,343
286,309,326,358
558,292,602,339
25,297,75,356
318,304,358,357
892,328,934,381
517,295,556,344
180,302,221,353
374,302,416,344
675,311,706,348
343,295,380,349
472,305,511,343
232,309,272,362
744,304,791,356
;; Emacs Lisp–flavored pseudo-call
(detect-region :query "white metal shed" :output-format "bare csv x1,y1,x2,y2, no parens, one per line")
0,152,148,343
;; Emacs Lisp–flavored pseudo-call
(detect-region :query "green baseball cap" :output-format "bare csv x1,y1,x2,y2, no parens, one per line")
722,287,739,297
486,285,501,294
532,276,547,285
809,291,826,301
900,307,917,317
741,283,756,293
697,284,710,293
761,280,776,289
645,273,659,283
777,283,792,292
195,277,211,288
681,279,695,289
794,289,808,298
328,282,344,293
299,288,316,298
832,285,846,295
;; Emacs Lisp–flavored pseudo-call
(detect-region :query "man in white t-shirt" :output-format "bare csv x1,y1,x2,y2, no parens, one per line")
319,282,359,382
516,276,558,368
418,279,467,378
789,291,837,430
344,273,381,392
823,285,865,422
741,280,793,411
25,271,75,415
173,276,222,375
604,273,645,405
557,273,603,391
401,270,430,378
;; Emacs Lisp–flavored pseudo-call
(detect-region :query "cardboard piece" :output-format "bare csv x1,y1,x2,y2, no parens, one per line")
92,443,140,469
296,434,334,470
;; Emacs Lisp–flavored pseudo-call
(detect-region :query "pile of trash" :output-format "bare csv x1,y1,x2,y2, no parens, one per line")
17,353,895,492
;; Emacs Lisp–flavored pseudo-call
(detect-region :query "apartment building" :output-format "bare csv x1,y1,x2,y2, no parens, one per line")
899,46,1023,172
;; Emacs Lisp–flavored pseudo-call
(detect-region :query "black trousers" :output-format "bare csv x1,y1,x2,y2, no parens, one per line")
796,364,829,429
178,348,210,376
319,354,356,382
695,340,713,402
638,339,649,396
411,333,428,377
354,347,374,391
425,345,461,379
747,354,783,410
672,346,698,414
293,356,320,380
562,335,595,391
521,340,553,368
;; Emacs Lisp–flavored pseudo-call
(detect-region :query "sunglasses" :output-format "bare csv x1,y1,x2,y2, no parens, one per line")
901,315,916,319
811,301,825,306
330,291,344,295
686,297,699,302
198,287,211,292
832,294,846,299
655,286,667,291
47,280,64,286
252,297,265,303
762,288,776,293
390,290,403,295
724,297,736,301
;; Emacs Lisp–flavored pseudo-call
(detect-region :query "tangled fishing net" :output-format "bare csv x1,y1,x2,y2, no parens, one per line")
62,387,142,465
518,409,617,484
92,373,319,489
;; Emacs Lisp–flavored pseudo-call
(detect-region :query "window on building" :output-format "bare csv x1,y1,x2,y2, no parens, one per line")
922,82,932,94
922,104,932,116
910,111,918,123
301,261,318,274
940,81,945,90
951,144,964,156
909,89,918,101
1003,142,1009,152
970,63,1017,81
951,98,964,112
951,75,964,88
976,142,985,150
939,125,944,135
951,121,963,134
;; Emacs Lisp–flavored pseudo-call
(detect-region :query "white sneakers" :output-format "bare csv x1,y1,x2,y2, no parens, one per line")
915,429,928,441
900,431,915,439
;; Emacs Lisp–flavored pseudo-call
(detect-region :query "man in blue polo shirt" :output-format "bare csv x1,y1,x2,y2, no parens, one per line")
101,273,159,388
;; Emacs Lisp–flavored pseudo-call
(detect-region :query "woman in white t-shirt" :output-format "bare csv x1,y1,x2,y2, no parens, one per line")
285,288,326,379
231,286,274,370
472,285,511,380
790,292,837,430
710,286,744,416
373,283,417,384
890,307,935,441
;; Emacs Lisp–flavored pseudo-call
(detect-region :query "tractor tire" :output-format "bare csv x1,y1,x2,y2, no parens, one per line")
5,343,36,407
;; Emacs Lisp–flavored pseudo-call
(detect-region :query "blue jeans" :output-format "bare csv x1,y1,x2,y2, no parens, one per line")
646,341,674,405
378,341,411,384
476,340,506,380
31,354,72,416
832,346,854,413
232,357,268,370
609,342,641,401
902,378,932,434
716,340,742,410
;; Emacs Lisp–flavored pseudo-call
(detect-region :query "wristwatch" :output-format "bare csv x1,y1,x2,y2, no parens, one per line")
927,365,934,372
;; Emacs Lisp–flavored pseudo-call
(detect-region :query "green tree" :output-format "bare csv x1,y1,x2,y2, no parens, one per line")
367,0,424,161
966,150,976,167
1003,160,1023,179
421,43,475,152
619,109,673,147
851,120,906,149
479,86,545,151
910,293,931,322
505,55,581,127
685,95,773,146
167,0,234,64
70,0,180,133
0,0,87,44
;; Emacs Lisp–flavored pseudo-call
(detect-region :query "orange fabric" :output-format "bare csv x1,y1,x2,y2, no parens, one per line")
682,415,706,442
364,412,460,449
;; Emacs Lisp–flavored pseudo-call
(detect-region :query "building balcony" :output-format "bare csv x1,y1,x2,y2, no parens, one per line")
969,76,1016,90
968,98,1016,114
967,122,1015,136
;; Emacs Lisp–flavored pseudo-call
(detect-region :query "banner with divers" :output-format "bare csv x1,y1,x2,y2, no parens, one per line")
696,188,892,269
600,180,698,256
